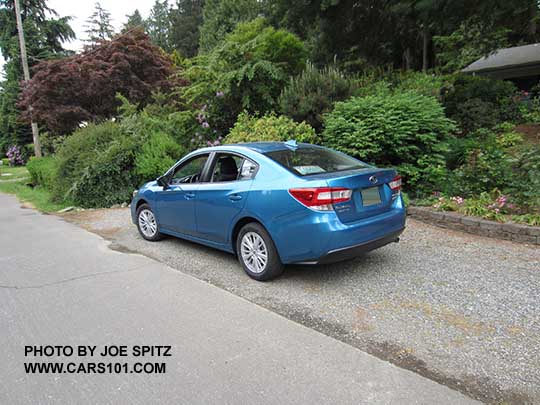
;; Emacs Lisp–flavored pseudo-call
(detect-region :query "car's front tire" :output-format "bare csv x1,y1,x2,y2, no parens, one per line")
237,223,283,281
136,203,163,241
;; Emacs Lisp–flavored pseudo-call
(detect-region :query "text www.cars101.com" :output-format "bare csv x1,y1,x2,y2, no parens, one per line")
24,362,166,374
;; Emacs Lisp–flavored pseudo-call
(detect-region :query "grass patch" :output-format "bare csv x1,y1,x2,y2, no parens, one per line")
0,165,72,213
0,165,29,180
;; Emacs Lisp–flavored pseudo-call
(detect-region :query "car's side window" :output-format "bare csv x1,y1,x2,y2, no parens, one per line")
170,154,209,185
210,154,258,183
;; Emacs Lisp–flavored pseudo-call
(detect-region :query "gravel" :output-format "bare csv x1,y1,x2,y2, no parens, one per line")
63,209,540,404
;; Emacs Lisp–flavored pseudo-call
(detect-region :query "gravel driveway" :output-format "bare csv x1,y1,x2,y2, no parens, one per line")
63,208,540,404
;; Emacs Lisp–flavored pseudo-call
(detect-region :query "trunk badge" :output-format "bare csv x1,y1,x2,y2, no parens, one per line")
369,175,378,184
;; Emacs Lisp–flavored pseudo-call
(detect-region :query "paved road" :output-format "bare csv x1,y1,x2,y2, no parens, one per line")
0,193,475,404
63,203,540,404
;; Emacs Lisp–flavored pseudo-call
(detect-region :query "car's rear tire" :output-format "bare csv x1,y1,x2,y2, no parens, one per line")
136,204,163,241
236,222,283,281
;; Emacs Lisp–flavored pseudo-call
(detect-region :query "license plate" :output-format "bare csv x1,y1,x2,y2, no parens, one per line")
361,187,381,206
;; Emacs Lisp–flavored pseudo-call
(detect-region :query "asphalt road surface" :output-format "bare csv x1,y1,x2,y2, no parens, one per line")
0,193,476,404
62,202,540,404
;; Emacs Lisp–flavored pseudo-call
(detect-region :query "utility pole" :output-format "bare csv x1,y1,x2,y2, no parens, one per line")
14,0,41,157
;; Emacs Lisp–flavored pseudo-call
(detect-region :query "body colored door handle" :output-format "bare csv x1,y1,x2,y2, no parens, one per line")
229,194,243,201
185,193,195,200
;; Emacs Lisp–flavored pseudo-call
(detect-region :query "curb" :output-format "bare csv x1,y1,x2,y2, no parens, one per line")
407,206,540,245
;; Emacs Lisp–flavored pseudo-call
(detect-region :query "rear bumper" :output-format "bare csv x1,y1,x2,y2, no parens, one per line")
315,228,404,264
269,195,406,264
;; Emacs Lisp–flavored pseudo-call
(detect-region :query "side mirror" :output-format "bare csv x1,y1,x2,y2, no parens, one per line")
156,175,168,189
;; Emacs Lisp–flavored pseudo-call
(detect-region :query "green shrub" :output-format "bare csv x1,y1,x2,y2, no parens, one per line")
520,96,540,123
452,98,501,133
439,127,539,212
321,91,456,195
446,146,511,197
40,132,67,155
279,62,353,132
135,132,185,180
507,145,540,211
394,71,453,99
443,75,521,133
117,94,199,150
26,156,58,190
225,112,317,144
54,122,140,208
353,79,393,98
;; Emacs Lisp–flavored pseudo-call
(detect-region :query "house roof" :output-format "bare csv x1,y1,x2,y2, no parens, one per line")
462,43,540,79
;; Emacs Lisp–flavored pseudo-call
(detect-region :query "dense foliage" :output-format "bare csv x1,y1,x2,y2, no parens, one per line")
52,122,139,207
508,145,540,210
135,132,185,179
442,75,521,133
180,18,306,135
322,92,456,194
225,112,317,144
1,0,539,219
199,0,261,53
279,63,353,132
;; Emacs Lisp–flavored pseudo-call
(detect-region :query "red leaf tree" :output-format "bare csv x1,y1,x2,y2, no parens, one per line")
19,29,173,135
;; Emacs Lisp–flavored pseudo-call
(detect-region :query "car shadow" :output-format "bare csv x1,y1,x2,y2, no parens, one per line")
282,253,383,282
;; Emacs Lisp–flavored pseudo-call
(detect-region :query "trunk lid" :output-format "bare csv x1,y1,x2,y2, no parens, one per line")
316,168,397,223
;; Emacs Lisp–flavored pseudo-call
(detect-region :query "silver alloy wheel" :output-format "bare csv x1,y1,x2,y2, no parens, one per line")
138,209,157,238
240,232,268,274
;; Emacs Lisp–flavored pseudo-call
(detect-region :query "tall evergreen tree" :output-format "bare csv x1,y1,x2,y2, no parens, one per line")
169,0,204,57
199,0,261,52
84,2,114,44
122,9,144,33
146,0,171,51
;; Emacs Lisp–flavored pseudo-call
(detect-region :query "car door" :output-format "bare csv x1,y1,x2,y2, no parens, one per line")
155,153,210,236
195,153,258,244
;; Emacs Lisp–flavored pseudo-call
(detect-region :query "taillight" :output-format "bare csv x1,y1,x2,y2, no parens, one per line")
389,175,402,196
289,187,352,211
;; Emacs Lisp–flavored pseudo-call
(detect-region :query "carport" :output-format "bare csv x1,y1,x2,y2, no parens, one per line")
462,43,540,90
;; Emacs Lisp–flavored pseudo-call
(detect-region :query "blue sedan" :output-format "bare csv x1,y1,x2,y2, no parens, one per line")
131,141,406,280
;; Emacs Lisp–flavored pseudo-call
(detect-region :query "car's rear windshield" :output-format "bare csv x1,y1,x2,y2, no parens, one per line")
264,147,369,176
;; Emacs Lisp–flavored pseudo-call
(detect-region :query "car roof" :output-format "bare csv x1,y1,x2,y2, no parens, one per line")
199,142,319,154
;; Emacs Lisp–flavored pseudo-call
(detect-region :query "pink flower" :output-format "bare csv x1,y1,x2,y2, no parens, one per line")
202,122,210,129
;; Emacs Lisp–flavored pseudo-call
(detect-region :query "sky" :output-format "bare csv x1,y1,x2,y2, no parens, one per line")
1,0,169,77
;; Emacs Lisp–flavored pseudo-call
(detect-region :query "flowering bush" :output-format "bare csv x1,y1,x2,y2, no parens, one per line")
6,145,25,166
432,191,516,222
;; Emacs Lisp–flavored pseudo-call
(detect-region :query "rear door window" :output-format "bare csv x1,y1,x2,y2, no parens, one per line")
210,153,258,182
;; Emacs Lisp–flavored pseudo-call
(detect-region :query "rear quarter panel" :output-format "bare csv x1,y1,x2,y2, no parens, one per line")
239,153,334,263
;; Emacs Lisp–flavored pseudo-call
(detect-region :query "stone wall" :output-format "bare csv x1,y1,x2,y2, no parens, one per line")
408,206,540,245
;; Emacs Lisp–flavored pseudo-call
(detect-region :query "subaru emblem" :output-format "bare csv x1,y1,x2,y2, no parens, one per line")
369,175,378,184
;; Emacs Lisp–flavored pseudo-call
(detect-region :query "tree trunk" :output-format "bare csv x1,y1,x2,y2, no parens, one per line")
403,47,412,70
529,0,538,40
422,26,429,72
